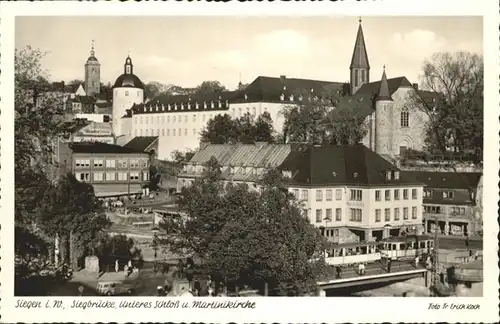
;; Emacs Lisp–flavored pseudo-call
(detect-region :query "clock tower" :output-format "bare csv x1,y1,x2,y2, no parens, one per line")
84,40,101,97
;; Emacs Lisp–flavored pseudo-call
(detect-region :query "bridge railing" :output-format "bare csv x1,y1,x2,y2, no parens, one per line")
322,260,426,281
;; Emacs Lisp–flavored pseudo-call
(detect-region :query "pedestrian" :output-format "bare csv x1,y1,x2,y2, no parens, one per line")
358,263,365,276
387,259,392,273
336,266,342,279
115,260,119,273
414,255,420,268
77,285,84,296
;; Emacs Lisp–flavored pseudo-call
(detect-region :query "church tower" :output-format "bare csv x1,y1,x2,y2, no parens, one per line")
84,40,101,97
374,66,393,156
349,18,370,95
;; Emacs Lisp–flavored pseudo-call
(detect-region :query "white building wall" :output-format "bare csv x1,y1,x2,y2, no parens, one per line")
289,185,424,230
113,87,144,136
130,101,289,161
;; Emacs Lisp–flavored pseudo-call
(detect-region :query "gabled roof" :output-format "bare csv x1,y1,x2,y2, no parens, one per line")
403,171,482,190
124,136,159,152
333,76,413,119
350,21,370,69
279,144,420,186
70,142,147,154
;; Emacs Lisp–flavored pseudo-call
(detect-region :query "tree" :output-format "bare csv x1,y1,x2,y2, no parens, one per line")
282,86,367,145
200,113,275,144
160,158,328,295
200,114,240,144
171,149,196,165
407,51,483,235
37,173,110,268
408,51,483,157
195,80,227,96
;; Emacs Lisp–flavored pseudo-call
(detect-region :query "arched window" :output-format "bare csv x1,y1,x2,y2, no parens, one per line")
401,110,409,128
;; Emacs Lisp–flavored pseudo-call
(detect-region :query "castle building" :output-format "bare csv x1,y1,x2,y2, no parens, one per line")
114,19,437,161
112,56,145,141
178,143,425,242
84,40,101,97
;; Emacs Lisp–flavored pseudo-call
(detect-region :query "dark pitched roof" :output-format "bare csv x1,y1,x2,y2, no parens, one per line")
237,76,344,103
357,76,412,96
333,76,413,119
350,21,370,69
132,91,237,114
403,171,482,190
70,142,147,154
279,144,420,186
132,75,345,115
124,136,159,152
376,68,392,101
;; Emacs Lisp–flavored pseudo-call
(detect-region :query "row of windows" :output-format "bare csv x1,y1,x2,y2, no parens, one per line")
135,128,199,138
124,90,141,97
311,206,419,223
296,188,420,202
375,207,418,222
424,189,458,199
296,189,343,201
75,159,149,169
423,205,466,215
375,189,418,201
134,107,270,125
75,171,149,182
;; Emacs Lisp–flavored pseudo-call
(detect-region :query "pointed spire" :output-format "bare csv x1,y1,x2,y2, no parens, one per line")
90,40,95,57
350,18,370,69
376,65,392,101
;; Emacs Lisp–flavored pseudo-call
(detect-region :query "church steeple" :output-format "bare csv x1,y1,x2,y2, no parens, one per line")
376,65,392,101
349,18,370,95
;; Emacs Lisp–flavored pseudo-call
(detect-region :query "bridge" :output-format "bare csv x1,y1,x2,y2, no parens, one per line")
317,260,429,294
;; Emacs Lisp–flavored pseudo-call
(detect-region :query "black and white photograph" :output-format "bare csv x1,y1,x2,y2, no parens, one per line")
11,14,486,299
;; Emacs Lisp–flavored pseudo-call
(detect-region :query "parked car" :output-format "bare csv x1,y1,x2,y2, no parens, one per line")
96,281,135,296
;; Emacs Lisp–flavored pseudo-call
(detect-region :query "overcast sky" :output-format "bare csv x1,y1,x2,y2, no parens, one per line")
16,16,482,89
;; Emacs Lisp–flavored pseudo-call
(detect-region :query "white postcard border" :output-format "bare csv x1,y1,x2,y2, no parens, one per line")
1,1,498,323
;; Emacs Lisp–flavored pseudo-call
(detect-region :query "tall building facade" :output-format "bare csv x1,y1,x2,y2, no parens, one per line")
84,41,101,97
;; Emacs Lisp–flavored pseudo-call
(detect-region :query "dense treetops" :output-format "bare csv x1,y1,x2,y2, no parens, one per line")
159,157,330,296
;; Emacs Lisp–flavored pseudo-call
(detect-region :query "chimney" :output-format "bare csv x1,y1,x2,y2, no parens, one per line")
413,83,419,90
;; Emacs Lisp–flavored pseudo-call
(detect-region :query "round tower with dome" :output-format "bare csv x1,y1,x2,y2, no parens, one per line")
112,55,145,136
84,40,101,97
